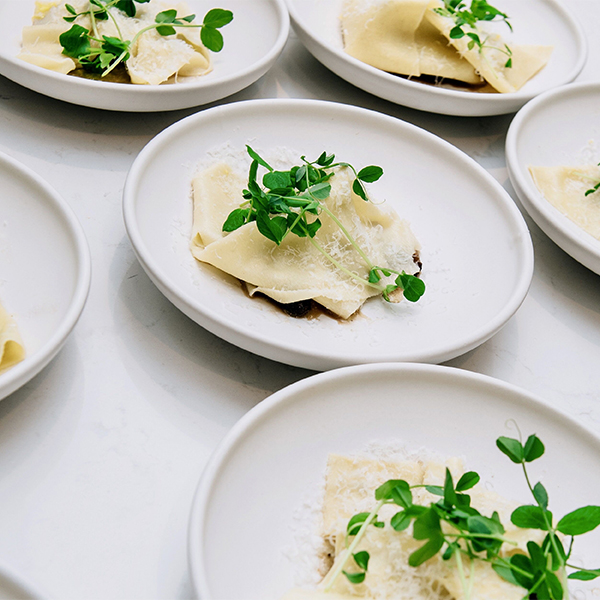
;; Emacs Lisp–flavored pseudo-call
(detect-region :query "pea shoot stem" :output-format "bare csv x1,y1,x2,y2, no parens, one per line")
324,499,386,592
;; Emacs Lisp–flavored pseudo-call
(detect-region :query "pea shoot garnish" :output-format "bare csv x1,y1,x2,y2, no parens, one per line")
434,0,514,69
59,1,233,79
222,147,425,305
584,163,600,197
328,431,600,599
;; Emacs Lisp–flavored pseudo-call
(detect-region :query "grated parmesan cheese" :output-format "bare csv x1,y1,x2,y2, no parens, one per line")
282,445,546,600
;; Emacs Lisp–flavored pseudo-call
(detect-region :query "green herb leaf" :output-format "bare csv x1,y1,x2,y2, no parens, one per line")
413,508,441,541
256,212,287,245
353,551,370,571
201,27,224,52
246,146,273,172
375,479,409,502
509,554,534,589
156,9,177,23
308,182,332,200
557,506,600,536
115,0,137,18
456,471,480,492
397,272,426,302
222,208,249,232
511,505,553,530
352,178,367,201
59,24,91,59
425,485,444,496
524,434,545,462
546,569,564,600
357,165,383,183
568,568,600,581
408,535,444,567
157,24,176,36
390,511,412,532
533,482,549,509
343,571,365,584
391,482,413,509
496,436,524,463
492,561,520,586
263,171,292,189
203,8,234,28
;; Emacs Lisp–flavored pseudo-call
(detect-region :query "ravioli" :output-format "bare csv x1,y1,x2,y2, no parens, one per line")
0,303,25,374
190,162,421,319
341,0,553,93
530,165,600,241
19,0,212,84
283,454,545,600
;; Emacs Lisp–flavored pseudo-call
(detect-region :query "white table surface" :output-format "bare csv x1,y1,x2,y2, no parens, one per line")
0,2,599,599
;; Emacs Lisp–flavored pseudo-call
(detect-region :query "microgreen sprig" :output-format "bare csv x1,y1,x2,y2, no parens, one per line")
221,146,425,305
434,0,514,68
60,1,233,78
329,432,600,599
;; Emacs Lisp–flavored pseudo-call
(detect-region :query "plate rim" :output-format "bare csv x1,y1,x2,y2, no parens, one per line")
506,80,600,276
0,0,290,112
123,97,534,369
187,362,600,599
285,0,588,117
0,151,92,401
0,560,47,600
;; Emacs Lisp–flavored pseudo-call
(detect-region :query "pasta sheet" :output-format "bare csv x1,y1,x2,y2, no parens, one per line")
530,165,600,241
19,0,211,84
190,163,421,319
341,0,553,92
0,303,25,374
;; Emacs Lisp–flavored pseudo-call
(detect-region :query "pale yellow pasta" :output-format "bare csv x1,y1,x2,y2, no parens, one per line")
190,163,421,319
0,303,25,374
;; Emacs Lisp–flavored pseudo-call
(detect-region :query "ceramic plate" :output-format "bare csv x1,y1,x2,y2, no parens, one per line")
0,0,288,112
0,562,46,600
123,99,533,370
506,81,600,276
188,363,600,599
286,0,586,117
0,152,91,401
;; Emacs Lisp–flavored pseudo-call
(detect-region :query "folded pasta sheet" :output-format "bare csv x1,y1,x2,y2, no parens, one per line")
283,455,546,600
0,303,25,373
530,165,600,241
190,163,421,319
341,0,553,93
19,0,211,84
341,0,480,84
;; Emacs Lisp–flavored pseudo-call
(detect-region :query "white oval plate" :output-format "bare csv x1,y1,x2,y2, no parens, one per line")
123,99,533,371
0,0,288,112
286,0,587,117
0,562,46,600
507,81,600,276
189,363,600,599
0,152,91,401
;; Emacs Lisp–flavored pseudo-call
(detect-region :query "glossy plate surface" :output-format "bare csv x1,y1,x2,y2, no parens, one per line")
507,81,600,275
124,99,533,370
286,0,587,117
0,0,289,112
0,152,91,400
189,363,600,599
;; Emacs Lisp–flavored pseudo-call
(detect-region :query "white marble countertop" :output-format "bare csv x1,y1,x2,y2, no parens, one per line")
0,2,599,599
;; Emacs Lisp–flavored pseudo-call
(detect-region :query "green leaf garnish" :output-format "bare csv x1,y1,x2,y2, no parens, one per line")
221,147,425,310
59,1,232,79
324,429,600,599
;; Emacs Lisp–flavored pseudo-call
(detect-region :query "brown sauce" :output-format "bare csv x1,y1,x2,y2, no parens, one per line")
70,64,131,84
396,72,497,94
